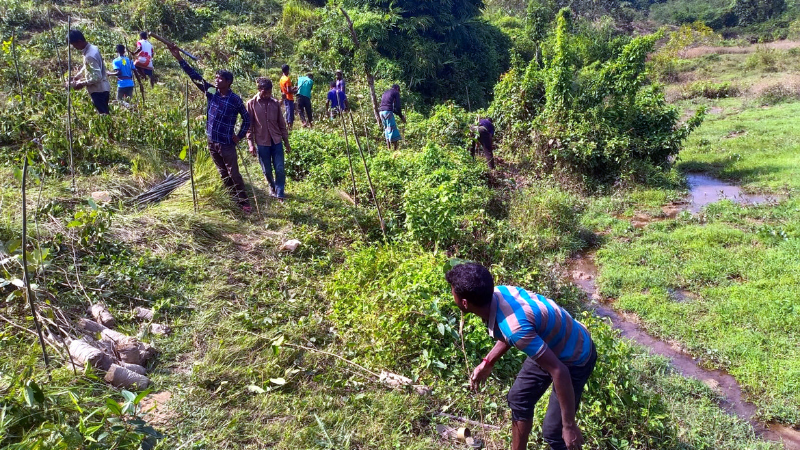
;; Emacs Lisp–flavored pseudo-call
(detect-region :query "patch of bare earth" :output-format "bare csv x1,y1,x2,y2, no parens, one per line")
140,391,176,428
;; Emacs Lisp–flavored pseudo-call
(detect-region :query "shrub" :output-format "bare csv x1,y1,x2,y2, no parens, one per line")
757,83,800,105
744,46,779,71
680,81,740,99
490,10,705,183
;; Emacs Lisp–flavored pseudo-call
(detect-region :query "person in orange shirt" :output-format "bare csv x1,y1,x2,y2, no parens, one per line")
279,64,297,130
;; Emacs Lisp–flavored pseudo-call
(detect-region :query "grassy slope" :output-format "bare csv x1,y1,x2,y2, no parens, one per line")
596,49,800,424
0,4,790,450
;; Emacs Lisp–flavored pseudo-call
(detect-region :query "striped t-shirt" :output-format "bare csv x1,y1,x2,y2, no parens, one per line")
488,286,593,367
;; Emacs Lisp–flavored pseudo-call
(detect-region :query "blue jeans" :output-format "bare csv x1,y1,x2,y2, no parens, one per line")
256,142,285,198
283,99,295,125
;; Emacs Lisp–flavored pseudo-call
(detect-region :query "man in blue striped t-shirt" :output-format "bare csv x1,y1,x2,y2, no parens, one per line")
446,263,597,450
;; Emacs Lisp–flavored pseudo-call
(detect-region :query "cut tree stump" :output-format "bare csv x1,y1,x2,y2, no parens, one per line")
105,364,150,390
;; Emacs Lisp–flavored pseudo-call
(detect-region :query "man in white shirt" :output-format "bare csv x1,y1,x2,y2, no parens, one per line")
133,31,156,88
68,29,111,114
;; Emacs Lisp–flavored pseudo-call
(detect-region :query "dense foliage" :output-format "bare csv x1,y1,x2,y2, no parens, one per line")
489,8,704,182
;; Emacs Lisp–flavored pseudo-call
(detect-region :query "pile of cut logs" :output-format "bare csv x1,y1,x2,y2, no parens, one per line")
67,304,166,390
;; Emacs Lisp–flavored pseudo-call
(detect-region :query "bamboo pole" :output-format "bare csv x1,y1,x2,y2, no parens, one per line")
186,81,198,212
21,155,51,378
338,112,359,206
67,16,75,192
46,9,64,75
236,145,261,217
11,30,24,102
349,111,386,237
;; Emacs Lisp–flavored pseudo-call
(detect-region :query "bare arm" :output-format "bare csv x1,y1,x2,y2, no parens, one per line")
536,347,584,449
470,340,511,389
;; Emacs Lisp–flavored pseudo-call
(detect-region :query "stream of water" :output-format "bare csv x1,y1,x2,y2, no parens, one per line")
569,173,799,449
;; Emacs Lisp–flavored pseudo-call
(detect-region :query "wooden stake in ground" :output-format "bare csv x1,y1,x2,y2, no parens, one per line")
338,112,359,206
348,111,386,237
66,15,75,192
21,155,51,377
186,81,198,212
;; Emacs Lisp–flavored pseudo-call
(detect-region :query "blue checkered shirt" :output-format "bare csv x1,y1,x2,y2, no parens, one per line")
180,60,249,145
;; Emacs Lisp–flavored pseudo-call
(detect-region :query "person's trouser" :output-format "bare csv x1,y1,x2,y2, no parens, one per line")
478,131,495,169
256,142,286,198
117,86,134,101
297,95,312,124
208,142,250,208
507,345,597,450
90,91,110,114
284,99,295,125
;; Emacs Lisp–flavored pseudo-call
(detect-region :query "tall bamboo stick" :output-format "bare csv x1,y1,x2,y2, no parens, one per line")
338,112,359,206
67,16,75,192
186,81,198,212
349,111,386,237
22,155,51,377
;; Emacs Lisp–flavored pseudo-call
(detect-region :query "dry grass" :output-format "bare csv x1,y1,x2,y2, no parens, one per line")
680,40,800,58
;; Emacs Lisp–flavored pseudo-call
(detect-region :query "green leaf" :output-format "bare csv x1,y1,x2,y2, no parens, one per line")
120,390,136,403
269,378,286,385
105,398,122,415
437,323,445,335
133,389,151,405
179,146,188,160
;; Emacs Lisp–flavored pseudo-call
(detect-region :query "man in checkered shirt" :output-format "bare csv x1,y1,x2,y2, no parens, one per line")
167,44,252,213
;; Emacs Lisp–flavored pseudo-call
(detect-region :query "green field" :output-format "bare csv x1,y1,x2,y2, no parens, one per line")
596,49,800,425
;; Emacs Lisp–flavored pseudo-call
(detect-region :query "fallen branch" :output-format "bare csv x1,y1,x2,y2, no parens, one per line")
148,32,199,61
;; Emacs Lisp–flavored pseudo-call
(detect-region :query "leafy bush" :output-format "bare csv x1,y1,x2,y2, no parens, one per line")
285,129,349,181
327,245,522,383
756,83,800,105
490,9,705,183
745,46,779,71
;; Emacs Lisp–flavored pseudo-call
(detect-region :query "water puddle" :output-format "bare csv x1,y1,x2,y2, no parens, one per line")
686,173,779,214
568,253,799,449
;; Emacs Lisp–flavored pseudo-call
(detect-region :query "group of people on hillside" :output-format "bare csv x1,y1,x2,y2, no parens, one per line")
65,28,591,450
66,30,156,113
65,28,496,211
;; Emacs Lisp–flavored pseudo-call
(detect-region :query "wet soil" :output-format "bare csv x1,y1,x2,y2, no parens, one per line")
569,253,800,449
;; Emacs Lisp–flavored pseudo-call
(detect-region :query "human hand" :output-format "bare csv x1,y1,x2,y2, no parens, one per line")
232,135,240,144
469,361,493,390
167,44,182,60
562,423,584,450
248,143,256,156
284,143,291,154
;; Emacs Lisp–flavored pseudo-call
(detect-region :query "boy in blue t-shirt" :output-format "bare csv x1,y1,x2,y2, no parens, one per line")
108,45,135,101
326,81,348,119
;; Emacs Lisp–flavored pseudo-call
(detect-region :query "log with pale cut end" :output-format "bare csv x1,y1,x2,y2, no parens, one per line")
117,338,143,365
69,339,113,371
90,304,116,328
104,364,150,390
120,362,147,375
140,342,158,363
78,318,107,334
100,328,129,343
379,370,432,395
150,323,171,335
133,307,154,321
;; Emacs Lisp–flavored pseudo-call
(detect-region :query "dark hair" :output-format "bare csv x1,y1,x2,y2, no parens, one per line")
330,81,336,88
139,31,148,40
391,84,400,90
116,44,126,54
256,77,272,90
68,29,85,44
281,64,290,74
216,70,234,83
306,72,313,78
445,263,494,307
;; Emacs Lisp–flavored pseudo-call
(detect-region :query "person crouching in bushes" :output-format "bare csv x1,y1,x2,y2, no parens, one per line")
445,262,597,450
